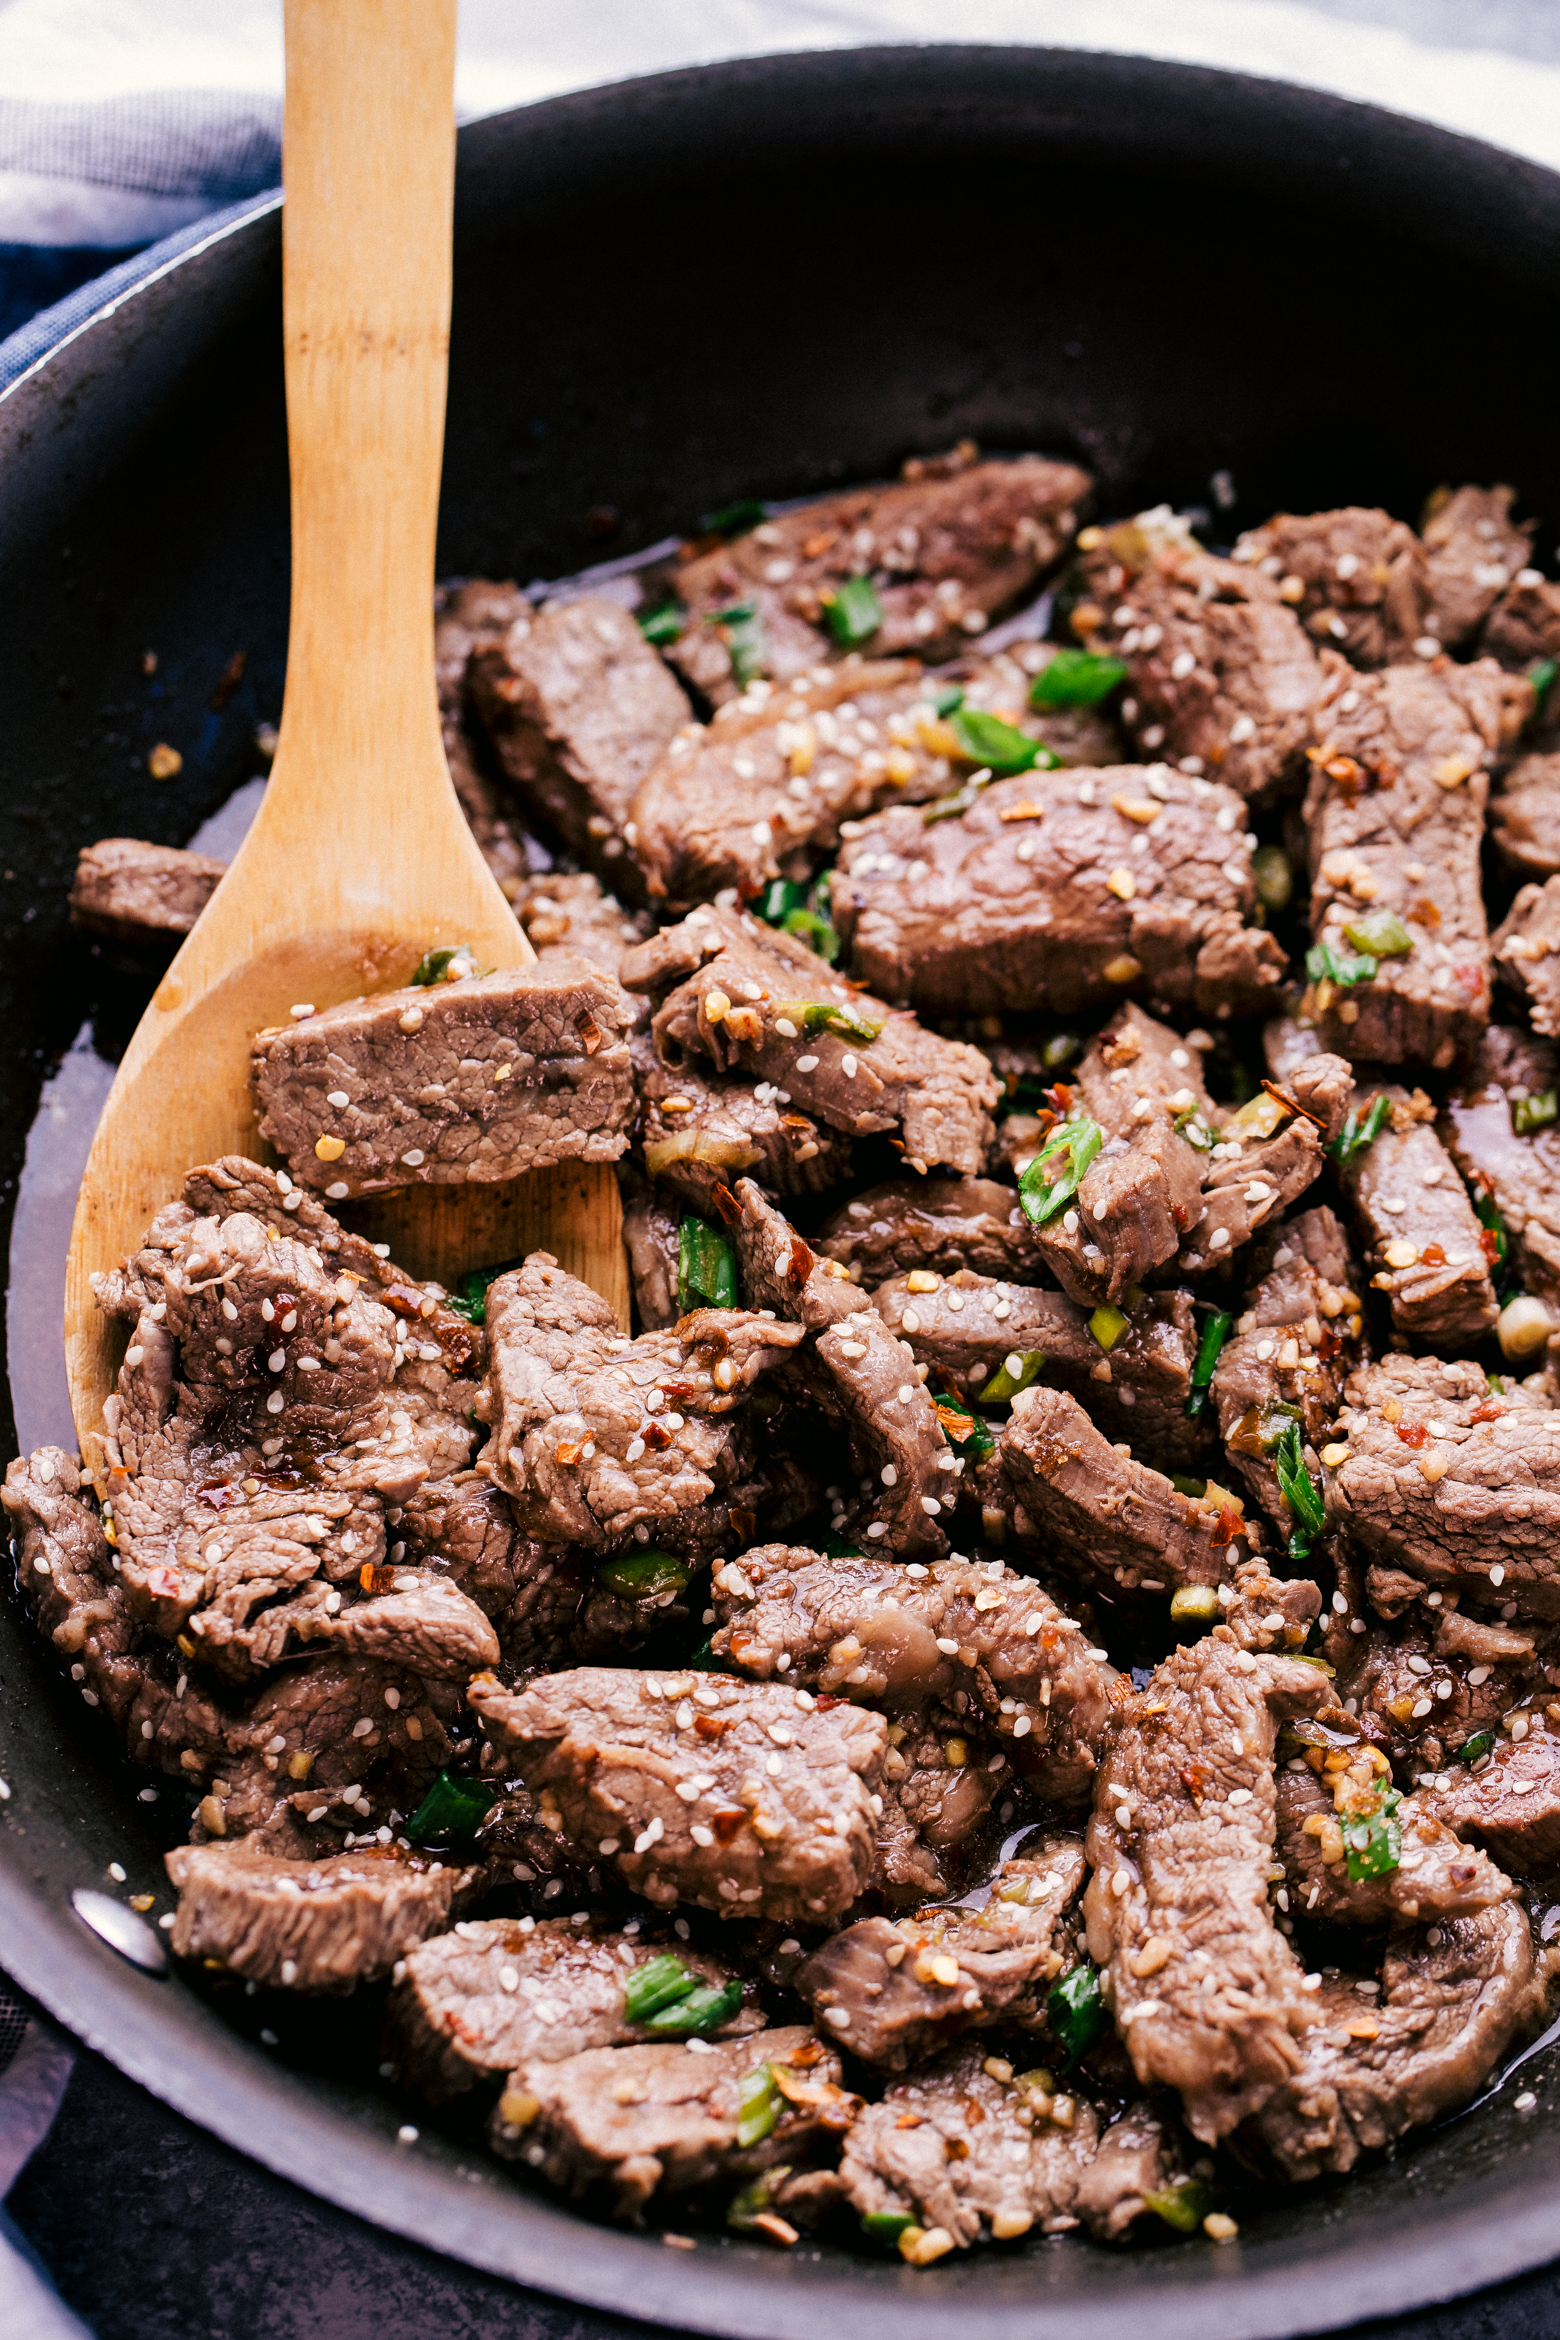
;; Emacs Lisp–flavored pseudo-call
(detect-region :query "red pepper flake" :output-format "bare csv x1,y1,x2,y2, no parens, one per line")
1262,1077,1324,1130
1211,1506,1245,1547
556,1441,583,1466
1181,1762,1211,1797
642,1421,672,1450
1479,1229,1502,1267
709,1804,748,1841
579,1014,603,1056
1395,1421,1428,1448
785,1236,814,1286
1419,1242,1446,1267
359,1560,392,1593
710,1181,742,1228
1470,1400,1504,1423
1406,898,1442,928
1323,753,1365,790
693,1713,731,1740
1453,962,1486,999
146,1563,184,1601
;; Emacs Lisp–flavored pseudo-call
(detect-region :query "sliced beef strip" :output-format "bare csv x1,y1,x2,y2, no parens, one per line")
386,1916,762,2100
1481,572,1560,672
469,1665,886,1924
1082,1634,1332,2144
839,2046,1172,2248
513,870,653,988
1338,1084,1498,1351
634,1033,852,1211
1001,1384,1242,1600
164,1838,472,1993
877,1711,1012,1904
69,838,226,951
434,577,534,900
797,1844,1086,2070
1441,1024,1560,1301
720,1177,872,1329
1275,1750,1513,1927
1075,508,1321,804
815,1310,958,1560
397,1472,588,1671
252,958,634,1198
815,1177,1041,1287
1231,506,1429,669
630,660,958,910
622,905,999,1177
618,1162,681,1332
874,1268,1205,1474
1300,653,1509,1068
708,1544,1111,1807
665,451,1090,703
1489,751,1560,879
1212,1206,1367,1537
1319,1568,1544,1780
1239,1902,1541,2183
829,762,1285,1021
1419,484,1537,652
1330,1355,1560,1619
489,2025,851,2214
474,1249,803,1547
467,595,691,888
1493,877,1560,1038
1421,1721,1560,1872
1214,1553,1324,1655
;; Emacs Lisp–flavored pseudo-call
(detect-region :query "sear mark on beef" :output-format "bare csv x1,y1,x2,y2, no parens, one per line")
473,1249,802,1547
467,595,690,889
634,1032,852,1211
709,1543,1111,1807
1489,751,1560,881
1231,506,1429,670
489,2025,850,2216
797,1843,1086,2070
252,958,635,1198
1420,484,1537,653
665,451,1090,703
1441,1025,1560,1302
70,838,226,952
1493,876,1560,1039
622,905,999,1177
815,1177,1040,1287
387,1915,762,2101
164,1837,473,1992
1337,1084,1497,1352
1083,1632,1332,2144
830,762,1285,1020
1275,1751,1513,1927
468,1665,886,1924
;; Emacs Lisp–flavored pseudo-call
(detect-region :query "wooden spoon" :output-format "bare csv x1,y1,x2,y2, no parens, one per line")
64,0,626,1485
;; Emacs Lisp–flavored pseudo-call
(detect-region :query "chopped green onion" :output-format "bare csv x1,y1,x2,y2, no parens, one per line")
644,1978,744,2037
1169,1474,1208,1499
1458,1729,1496,1765
1145,2178,1214,2235
1047,1962,1106,2065
701,498,768,539
1343,1801,1401,1882
596,1548,689,1603
1185,1311,1234,1421
410,943,490,987
1513,1089,1559,1137
736,2062,782,2147
678,1214,739,1312
1028,648,1128,708
1342,908,1414,961
624,1953,702,2024
1169,1583,1221,1626
755,880,839,962
946,707,1056,775
1306,940,1377,989
1487,1370,1510,1397
1529,657,1557,720
1173,1106,1218,1151
933,1399,996,1460
1251,844,1293,913
931,683,965,716
730,2167,793,2231
780,908,839,962
1041,1033,1081,1071
710,600,766,687
979,1350,1046,1403
1272,1418,1326,1559
820,575,883,648
403,1770,499,1850
1089,1304,1129,1352
1330,1093,1390,1170
756,878,809,925
1290,1651,1337,1675
861,2209,917,2246
823,1538,870,1559
1018,1116,1104,1228
922,772,995,824
637,597,685,647
686,1635,735,1674
446,1257,522,1325
773,997,884,1044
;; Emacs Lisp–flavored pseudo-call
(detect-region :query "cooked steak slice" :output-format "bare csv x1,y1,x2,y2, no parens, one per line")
434,577,534,900
874,1269,1203,1473
815,1177,1041,1286
1082,1633,1332,2143
467,595,691,886
1330,1355,1560,1619
513,870,652,987
1239,1903,1540,2182
630,661,958,910
618,1162,681,1332
1215,1553,1324,1655
1231,506,1429,669
721,1178,871,1328
1212,1206,1366,1535
1489,751,1560,879
1076,508,1321,803
634,1035,852,1211
1421,1721,1560,1873
1481,571,1560,671
1001,1384,1240,1599
489,2025,851,2213
1337,1084,1497,1351
252,957,634,1198
816,1309,958,1560
164,1838,471,1992
1300,653,1507,1068
829,761,1285,1020
399,1471,587,1671
474,1249,802,1547
211,1653,463,1848
1493,876,1560,1038
1420,484,1537,652
1441,1025,1560,1301
1275,1751,1512,1927
839,2046,1170,2248
622,905,999,1176
387,1916,761,2100
469,1665,886,1923
797,1844,1086,2069
70,838,225,950
709,1544,1111,1806
1318,1569,1542,1780
665,451,1090,702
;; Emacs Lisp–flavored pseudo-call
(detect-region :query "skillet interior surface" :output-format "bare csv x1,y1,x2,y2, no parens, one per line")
3,44,1560,2340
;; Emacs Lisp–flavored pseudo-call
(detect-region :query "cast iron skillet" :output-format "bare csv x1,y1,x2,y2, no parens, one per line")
4,45,1560,2340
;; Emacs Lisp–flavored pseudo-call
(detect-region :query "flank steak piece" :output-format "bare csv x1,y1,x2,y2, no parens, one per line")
1231,506,1429,669
815,1177,1040,1287
433,576,534,899
1419,484,1536,652
1489,752,1560,880
1493,876,1560,1038
1336,1084,1498,1352
1440,1025,1560,1302
70,838,225,952
164,1838,471,1993
634,1036,851,1211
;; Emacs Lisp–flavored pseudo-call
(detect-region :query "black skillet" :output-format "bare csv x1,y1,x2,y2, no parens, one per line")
3,44,1560,2340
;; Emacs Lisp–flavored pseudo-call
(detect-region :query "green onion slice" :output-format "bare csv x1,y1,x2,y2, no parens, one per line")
446,1256,522,1325
678,1214,739,1312
1018,1117,1103,1227
710,600,766,686
701,498,768,539
861,2209,916,2246
1089,1304,1129,1352
1341,908,1414,960
946,706,1056,775
1185,1310,1234,1420
1028,648,1128,708
1273,1418,1326,1559
1513,1089,1559,1137
979,1350,1046,1404
820,575,883,649
773,997,884,1044
1330,1093,1390,1170
1145,2178,1214,2235
403,1770,499,1850
637,597,685,646
596,1548,690,1602
1047,1962,1107,2065
1251,844,1293,912
410,944,490,987
931,683,965,716
736,2062,782,2147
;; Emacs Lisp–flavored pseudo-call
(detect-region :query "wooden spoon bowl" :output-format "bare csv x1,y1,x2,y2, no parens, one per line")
63,0,625,1485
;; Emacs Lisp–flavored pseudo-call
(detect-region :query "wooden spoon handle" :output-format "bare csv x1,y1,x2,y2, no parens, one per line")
268,0,458,841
